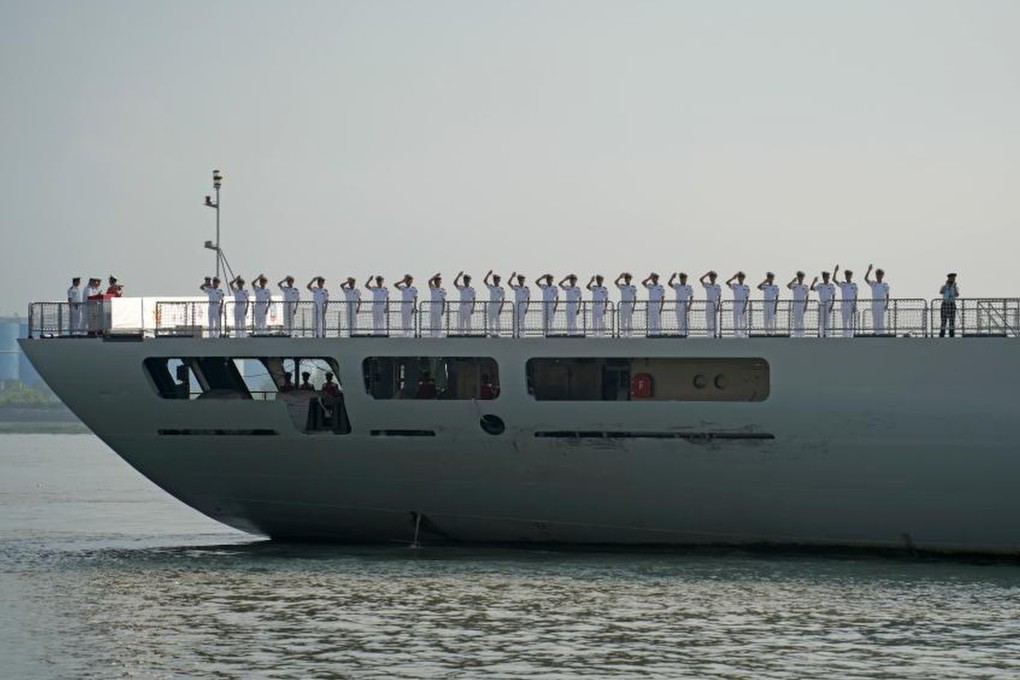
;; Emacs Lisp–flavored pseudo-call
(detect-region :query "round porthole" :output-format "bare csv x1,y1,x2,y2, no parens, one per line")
714,374,727,389
693,374,707,389
480,414,505,435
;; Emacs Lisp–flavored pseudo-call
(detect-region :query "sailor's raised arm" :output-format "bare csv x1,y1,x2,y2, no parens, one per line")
832,264,840,280
277,278,287,289
306,278,316,291
810,276,819,291
757,276,768,290
700,271,711,286
725,273,738,286
558,274,571,288
614,272,626,286
865,264,874,284
454,271,465,289
586,275,596,291
640,274,652,287
484,270,494,287
365,276,375,290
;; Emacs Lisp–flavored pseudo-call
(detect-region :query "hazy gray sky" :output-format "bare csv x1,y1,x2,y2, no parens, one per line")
2,0,1018,313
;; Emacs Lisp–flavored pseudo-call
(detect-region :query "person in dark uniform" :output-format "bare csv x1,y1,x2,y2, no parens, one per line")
939,272,959,337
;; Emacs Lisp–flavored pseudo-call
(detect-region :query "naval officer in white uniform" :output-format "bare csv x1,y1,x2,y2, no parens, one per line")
559,273,582,336
864,264,890,334
201,276,225,337
82,278,101,334
726,272,750,337
508,272,530,337
427,273,446,336
536,274,558,335
642,273,665,336
787,271,809,337
230,276,250,337
834,265,858,337
454,271,476,334
278,275,300,334
587,275,609,336
394,274,417,337
615,272,637,336
811,270,836,337
483,271,506,336
306,276,328,338
757,272,780,335
340,277,361,336
365,275,389,336
67,277,81,335
668,272,693,337
700,271,722,337
252,274,271,332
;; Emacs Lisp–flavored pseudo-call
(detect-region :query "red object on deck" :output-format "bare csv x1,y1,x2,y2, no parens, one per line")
630,373,654,399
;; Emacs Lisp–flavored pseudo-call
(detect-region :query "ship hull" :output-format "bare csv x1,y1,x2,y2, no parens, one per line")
19,335,1020,554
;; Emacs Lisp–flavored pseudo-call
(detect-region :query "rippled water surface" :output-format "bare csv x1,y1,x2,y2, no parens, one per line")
2,435,1019,679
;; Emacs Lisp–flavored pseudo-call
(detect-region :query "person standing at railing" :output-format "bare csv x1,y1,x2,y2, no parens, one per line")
427,273,445,337
587,274,609,336
454,271,476,334
307,276,328,338
834,265,858,337
278,276,300,334
939,272,959,337
864,265,890,335
615,272,636,336
642,273,665,336
668,272,693,337
252,274,271,332
366,275,389,336
394,274,417,337
811,270,836,337
788,271,809,337
230,276,250,338
200,276,224,337
758,272,780,335
484,271,505,337
726,272,750,337
67,277,81,336
509,272,529,337
340,277,361,336
700,271,722,338
537,274,558,336
82,278,101,334
559,274,582,336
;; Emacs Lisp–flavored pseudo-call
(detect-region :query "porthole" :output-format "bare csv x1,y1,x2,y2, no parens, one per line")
714,374,727,389
480,414,505,435
693,374,707,389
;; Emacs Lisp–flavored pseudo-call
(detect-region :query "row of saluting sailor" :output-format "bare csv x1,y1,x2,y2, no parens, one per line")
191,266,894,338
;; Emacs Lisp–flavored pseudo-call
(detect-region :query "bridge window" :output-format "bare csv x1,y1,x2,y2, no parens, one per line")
526,357,769,401
363,356,499,400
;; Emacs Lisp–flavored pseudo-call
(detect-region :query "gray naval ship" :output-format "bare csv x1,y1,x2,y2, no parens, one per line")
20,293,1020,555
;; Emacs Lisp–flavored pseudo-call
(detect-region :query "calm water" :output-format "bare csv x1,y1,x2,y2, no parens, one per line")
1,435,1019,679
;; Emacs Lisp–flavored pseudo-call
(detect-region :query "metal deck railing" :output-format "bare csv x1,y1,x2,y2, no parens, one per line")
24,297,1016,340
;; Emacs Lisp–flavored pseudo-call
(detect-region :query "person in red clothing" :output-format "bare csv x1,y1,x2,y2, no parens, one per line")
105,276,123,297
479,373,498,400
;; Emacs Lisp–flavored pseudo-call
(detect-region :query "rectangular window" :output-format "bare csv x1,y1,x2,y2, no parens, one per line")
526,358,769,402
363,357,499,400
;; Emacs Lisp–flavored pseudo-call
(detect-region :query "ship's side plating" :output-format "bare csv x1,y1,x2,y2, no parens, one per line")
19,335,1020,553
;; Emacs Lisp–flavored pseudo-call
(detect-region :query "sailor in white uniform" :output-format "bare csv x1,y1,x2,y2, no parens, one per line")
668,272,693,337
252,274,271,332
726,272,750,337
67,277,81,335
230,276,250,337
278,276,299,334
306,276,328,338
642,273,665,336
508,272,530,337
700,271,722,337
559,274,582,336
339,277,361,336
536,274,558,335
615,272,637,336
757,272,780,335
394,274,417,337
427,273,446,337
454,271,476,334
82,278,101,334
365,275,389,336
201,276,225,337
787,271,809,337
834,265,858,337
483,270,506,337
587,275,609,336
864,264,890,334
810,270,836,337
